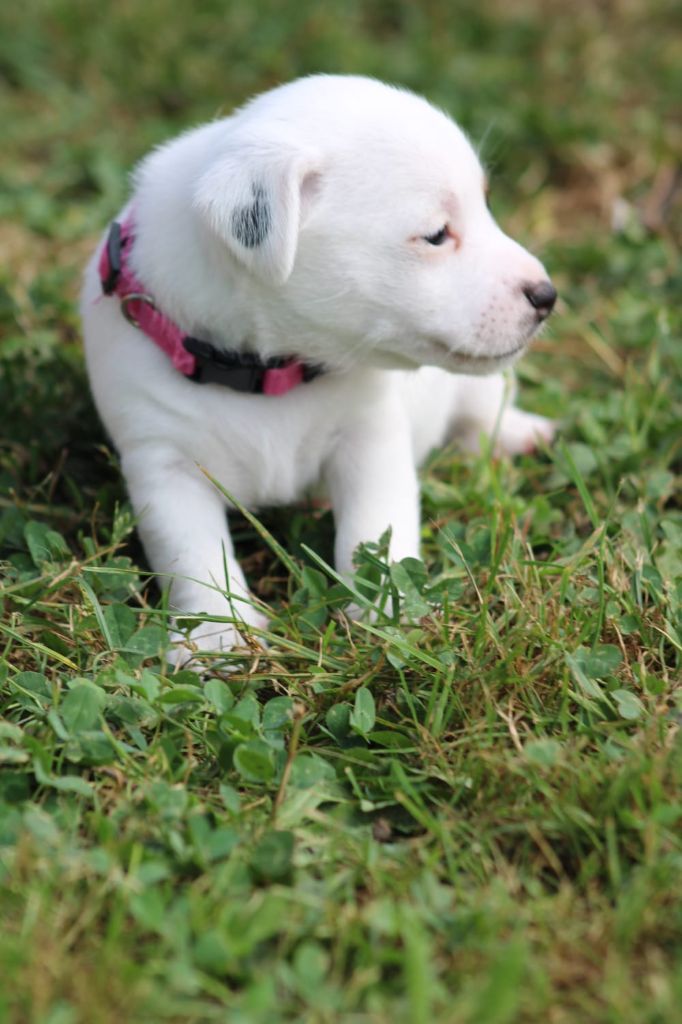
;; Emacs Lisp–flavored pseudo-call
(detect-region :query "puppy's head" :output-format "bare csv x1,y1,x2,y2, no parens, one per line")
193,75,556,374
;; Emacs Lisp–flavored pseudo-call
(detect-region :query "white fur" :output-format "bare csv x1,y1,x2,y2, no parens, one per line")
81,75,556,663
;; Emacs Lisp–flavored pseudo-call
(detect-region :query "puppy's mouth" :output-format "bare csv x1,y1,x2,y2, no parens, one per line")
373,334,530,374
424,308,546,369
426,337,528,369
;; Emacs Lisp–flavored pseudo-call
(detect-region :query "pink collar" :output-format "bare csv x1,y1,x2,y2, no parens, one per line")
98,214,321,395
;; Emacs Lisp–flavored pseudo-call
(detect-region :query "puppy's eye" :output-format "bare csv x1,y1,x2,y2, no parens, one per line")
423,226,449,246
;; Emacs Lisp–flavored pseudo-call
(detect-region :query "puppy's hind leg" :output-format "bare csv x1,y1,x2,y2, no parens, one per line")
122,448,267,665
448,373,556,456
493,404,557,456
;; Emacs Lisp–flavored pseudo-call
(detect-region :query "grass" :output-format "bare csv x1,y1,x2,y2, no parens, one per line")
1,0,681,1021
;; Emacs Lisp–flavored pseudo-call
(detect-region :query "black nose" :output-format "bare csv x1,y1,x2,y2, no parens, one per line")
523,280,557,320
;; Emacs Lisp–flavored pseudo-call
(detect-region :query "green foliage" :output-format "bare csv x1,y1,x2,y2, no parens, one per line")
1,1,681,1021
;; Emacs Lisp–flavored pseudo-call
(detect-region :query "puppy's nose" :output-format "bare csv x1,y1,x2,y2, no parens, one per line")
523,280,557,320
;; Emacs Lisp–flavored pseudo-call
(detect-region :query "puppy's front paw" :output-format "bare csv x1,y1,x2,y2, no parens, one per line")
496,408,557,456
167,609,269,669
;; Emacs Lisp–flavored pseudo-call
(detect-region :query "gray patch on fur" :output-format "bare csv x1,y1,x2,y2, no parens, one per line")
231,184,271,248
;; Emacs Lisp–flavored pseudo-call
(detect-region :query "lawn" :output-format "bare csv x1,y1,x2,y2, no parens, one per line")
1,1,681,1021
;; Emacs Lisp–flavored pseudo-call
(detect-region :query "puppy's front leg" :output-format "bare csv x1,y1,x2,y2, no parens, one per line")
325,412,420,578
122,449,266,662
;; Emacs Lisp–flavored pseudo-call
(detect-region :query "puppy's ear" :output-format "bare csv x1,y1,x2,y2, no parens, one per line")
193,132,321,285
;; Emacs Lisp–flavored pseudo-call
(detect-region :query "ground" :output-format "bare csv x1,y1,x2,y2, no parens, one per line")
0,1,681,1021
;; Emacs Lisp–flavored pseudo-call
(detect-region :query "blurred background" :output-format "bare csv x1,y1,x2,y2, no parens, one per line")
2,0,680,239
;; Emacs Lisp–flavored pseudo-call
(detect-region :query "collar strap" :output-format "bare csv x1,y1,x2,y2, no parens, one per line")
98,215,322,395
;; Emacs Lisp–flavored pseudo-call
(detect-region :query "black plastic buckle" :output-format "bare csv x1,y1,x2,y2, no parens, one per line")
102,221,123,295
302,363,324,383
183,337,267,392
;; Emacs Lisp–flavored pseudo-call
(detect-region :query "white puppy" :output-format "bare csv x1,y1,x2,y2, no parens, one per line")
81,74,557,661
